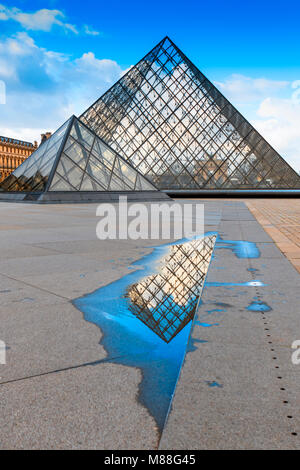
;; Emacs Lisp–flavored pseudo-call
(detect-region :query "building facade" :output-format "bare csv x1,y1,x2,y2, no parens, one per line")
0,136,38,183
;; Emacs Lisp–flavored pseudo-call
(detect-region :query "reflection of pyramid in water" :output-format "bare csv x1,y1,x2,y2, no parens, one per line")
0,115,157,197
126,235,216,343
81,37,300,190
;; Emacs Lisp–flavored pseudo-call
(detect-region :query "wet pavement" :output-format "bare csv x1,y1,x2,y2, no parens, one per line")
0,199,299,449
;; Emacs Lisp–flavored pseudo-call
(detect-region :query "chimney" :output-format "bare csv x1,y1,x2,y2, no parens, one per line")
40,132,52,145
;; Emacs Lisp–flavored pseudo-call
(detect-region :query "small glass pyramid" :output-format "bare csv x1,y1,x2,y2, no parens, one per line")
0,116,157,193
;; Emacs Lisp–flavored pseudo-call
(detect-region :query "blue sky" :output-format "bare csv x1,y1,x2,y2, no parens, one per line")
0,0,300,170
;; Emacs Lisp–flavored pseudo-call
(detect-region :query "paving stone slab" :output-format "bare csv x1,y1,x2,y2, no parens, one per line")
0,363,158,450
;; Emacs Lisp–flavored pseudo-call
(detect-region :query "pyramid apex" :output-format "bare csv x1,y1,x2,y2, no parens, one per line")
161,35,173,44
153,36,174,48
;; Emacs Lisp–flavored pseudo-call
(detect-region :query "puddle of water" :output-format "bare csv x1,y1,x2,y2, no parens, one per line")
205,308,226,314
195,321,219,327
215,238,260,258
74,234,263,431
206,280,265,288
206,381,223,388
74,234,216,431
246,301,272,312
16,297,35,303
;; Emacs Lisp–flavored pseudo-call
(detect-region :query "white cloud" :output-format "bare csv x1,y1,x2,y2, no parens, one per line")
0,4,100,36
214,74,289,104
1,32,38,57
15,9,76,33
75,52,122,83
84,25,101,36
253,93,300,172
0,32,124,143
0,58,14,78
0,4,81,34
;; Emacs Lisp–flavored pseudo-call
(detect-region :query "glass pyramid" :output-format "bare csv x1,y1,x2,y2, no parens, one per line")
0,116,157,193
80,37,300,190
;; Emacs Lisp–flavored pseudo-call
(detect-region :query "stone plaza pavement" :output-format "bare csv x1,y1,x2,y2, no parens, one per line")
0,199,299,449
247,199,300,273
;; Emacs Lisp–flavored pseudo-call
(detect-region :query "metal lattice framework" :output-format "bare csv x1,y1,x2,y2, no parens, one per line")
126,235,216,343
81,37,300,190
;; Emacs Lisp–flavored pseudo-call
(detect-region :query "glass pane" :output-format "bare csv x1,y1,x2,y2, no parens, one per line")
65,164,84,189
18,145,46,177
91,139,102,160
100,145,115,170
30,179,46,192
140,178,155,190
70,120,94,150
81,174,104,191
119,159,138,187
50,175,74,191
111,157,124,182
64,138,89,170
56,155,84,189
55,154,74,181
135,175,142,190
20,159,41,180
109,174,126,190
85,155,109,189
